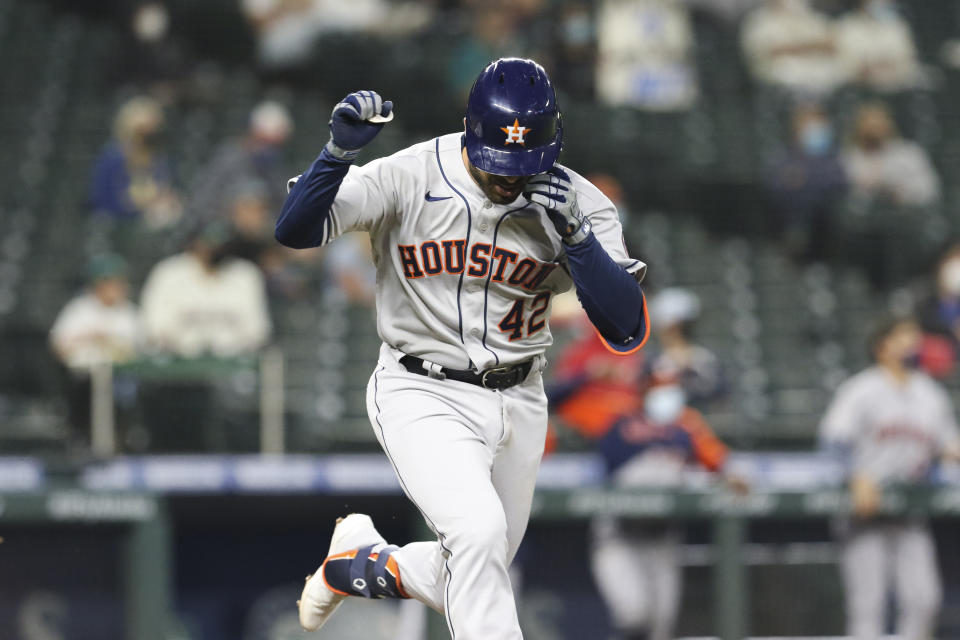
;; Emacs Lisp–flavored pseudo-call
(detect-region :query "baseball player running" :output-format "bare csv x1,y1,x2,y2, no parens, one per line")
275,58,650,639
819,316,960,640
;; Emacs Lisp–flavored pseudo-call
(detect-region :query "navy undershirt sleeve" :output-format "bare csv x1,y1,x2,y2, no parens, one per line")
275,148,352,249
564,232,645,345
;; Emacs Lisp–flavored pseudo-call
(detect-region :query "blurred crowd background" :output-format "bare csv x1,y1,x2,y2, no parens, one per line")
5,0,960,638
2,0,959,454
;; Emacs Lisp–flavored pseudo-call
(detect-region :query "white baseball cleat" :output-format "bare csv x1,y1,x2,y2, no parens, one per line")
297,513,387,632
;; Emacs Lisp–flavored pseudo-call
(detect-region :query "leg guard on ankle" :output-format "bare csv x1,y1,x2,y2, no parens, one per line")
322,544,409,599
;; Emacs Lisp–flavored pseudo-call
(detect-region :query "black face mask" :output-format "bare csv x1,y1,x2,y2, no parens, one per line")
902,351,921,369
140,129,162,149
208,242,235,268
210,238,264,267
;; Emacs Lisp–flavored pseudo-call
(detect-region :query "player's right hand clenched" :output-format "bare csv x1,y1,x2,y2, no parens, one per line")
325,90,394,161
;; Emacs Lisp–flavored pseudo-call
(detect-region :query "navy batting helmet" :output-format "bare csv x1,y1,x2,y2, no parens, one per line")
464,58,562,177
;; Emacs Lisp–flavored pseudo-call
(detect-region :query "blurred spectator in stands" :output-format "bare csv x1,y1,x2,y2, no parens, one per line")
765,103,847,261
220,180,314,300
645,288,725,410
138,224,270,452
116,2,188,102
589,381,745,640
140,222,271,357
820,316,960,640
50,254,139,445
843,102,940,207
221,180,274,265
836,0,922,93
447,4,531,99
686,0,765,24
242,0,433,73
90,96,183,227
916,244,960,377
551,2,595,99
189,100,293,222
51,254,139,372
595,0,698,111
741,0,843,96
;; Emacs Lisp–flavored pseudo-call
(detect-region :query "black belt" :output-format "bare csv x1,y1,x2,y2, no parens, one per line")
399,355,533,391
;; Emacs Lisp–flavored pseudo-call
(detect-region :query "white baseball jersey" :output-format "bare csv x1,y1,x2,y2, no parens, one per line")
822,367,953,640
819,366,960,483
291,132,646,371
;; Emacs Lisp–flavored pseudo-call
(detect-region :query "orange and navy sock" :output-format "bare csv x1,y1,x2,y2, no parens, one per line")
322,544,409,599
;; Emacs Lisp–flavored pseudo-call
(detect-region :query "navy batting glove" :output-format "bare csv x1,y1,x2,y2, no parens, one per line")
325,90,394,161
524,166,591,245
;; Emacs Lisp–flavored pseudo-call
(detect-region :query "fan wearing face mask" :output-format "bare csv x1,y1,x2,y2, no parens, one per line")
765,103,848,262
547,295,741,640
589,380,745,640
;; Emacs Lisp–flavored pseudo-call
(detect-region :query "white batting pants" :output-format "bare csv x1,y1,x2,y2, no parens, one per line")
366,344,548,640
841,521,942,640
590,519,681,640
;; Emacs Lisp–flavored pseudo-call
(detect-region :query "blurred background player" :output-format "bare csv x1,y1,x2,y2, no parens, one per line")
549,293,735,640
819,316,960,640
590,382,745,640
551,356,742,640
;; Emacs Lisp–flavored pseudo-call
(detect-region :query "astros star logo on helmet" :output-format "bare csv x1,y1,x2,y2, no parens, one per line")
501,119,530,146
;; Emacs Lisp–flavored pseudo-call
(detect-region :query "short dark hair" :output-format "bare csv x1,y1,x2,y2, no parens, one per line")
867,314,917,361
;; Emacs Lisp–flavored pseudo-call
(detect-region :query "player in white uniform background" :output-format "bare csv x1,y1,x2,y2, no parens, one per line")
275,58,650,639
819,316,960,640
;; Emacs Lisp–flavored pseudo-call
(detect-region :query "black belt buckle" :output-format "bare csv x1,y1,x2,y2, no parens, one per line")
480,365,521,390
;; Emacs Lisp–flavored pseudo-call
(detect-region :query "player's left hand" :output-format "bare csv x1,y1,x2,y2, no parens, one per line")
524,166,591,245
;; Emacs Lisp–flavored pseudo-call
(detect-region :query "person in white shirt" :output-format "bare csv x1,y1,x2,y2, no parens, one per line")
140,223,271,357
820,316,960,640
843,102,940,207
51,254,140,371
137,224,272,452
595,0,698,111
836,0,922,93
50,253,140,446
741,0,843,95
